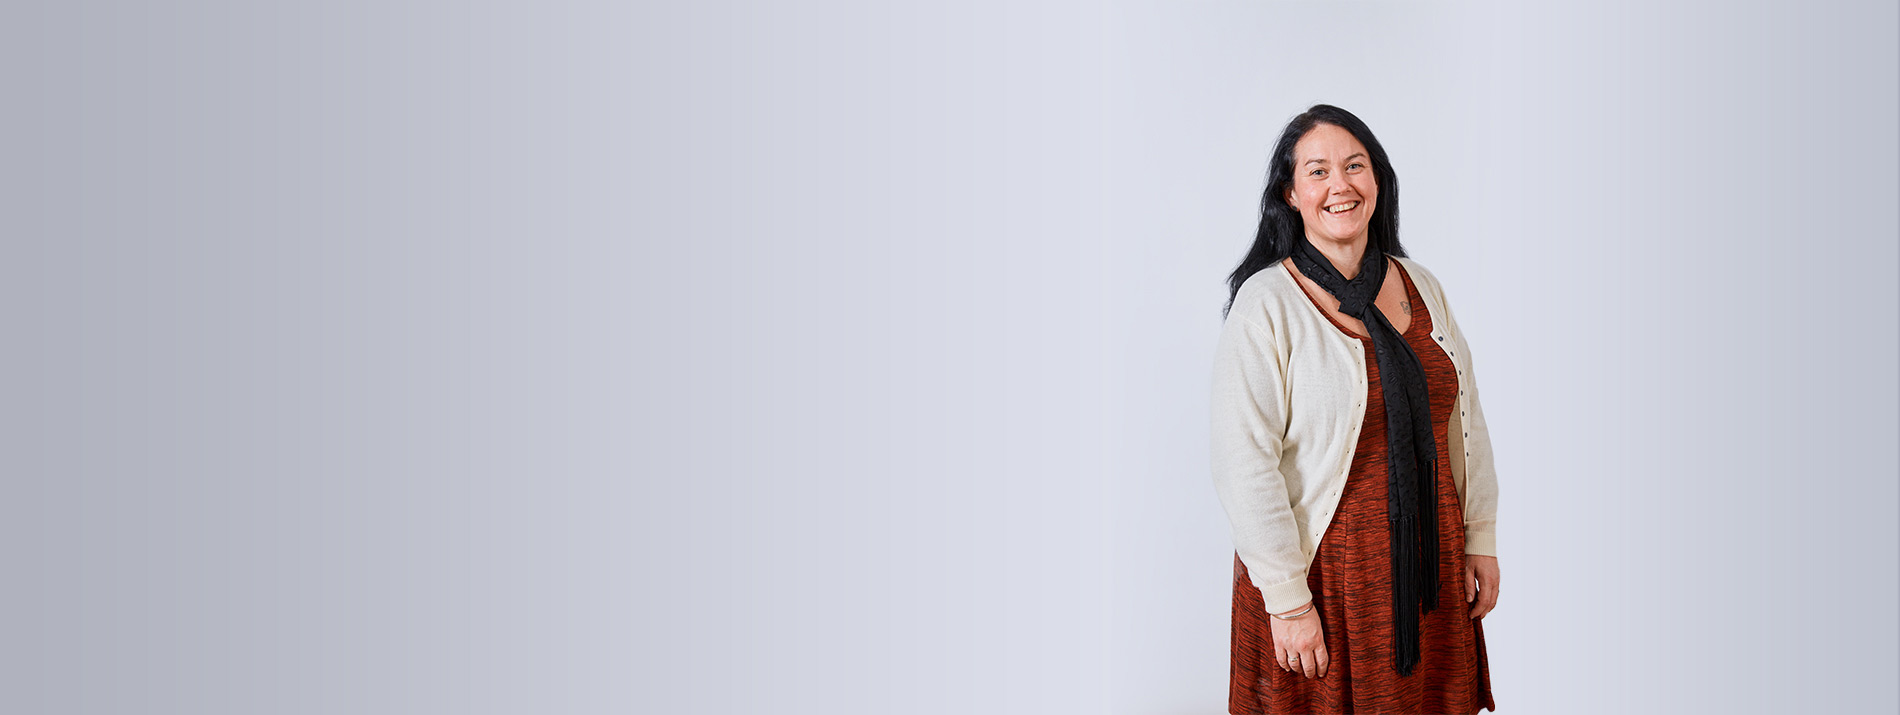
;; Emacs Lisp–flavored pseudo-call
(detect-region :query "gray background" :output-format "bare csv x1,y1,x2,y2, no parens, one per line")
4,1,1893,713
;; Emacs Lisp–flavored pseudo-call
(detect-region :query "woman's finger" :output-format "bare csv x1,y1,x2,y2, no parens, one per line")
1315,645,1330,679
1471,573,1499,618
1465,563,1477,603
1300,649,1318,679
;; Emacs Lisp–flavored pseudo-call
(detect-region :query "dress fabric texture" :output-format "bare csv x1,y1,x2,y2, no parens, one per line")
1229,261,1496,714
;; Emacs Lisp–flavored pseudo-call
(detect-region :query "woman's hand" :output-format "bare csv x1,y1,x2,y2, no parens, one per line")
1268,602,1328,679
1465,555,1500,619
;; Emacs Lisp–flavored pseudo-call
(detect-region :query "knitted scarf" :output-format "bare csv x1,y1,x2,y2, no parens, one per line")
1288,237,1440,676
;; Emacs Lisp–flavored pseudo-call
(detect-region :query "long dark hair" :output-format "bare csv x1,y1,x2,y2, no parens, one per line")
1222,104,1408,319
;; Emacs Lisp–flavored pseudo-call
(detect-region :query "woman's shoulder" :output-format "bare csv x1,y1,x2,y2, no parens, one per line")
1228,260,1304,324
1391,254,1447,301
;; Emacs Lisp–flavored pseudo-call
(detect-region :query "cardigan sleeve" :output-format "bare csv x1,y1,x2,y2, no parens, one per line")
1209,312,1314,614
1438,280,1500,557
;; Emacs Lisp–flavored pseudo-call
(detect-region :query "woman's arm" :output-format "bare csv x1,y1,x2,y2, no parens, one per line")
1209,312,1313,615
1438,283,1499,558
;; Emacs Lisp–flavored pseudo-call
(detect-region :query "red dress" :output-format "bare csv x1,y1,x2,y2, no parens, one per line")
1229,260,1496,714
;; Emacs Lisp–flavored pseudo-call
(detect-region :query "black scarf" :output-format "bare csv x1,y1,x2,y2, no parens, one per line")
1289,237,1440,676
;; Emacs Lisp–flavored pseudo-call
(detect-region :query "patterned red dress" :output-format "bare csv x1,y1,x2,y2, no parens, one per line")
1229,260,1495,714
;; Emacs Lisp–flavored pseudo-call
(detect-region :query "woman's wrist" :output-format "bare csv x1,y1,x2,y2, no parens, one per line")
1271,601,1315,619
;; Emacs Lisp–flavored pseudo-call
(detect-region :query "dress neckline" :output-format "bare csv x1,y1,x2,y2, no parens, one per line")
1284,257,1426,341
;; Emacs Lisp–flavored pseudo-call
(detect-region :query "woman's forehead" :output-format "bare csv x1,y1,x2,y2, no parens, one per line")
1294,124,1367,161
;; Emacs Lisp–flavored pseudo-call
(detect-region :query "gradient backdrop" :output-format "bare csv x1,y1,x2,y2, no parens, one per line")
5,1,1894,713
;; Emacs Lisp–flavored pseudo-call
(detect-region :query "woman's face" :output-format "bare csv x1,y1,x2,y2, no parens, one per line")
1284,123,1379,247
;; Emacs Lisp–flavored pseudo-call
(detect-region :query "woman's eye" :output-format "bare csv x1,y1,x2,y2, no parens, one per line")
1348,162,1365,170
1310,169,1325,176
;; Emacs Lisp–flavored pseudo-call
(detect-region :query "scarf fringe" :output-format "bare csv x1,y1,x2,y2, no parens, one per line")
1390,510,1439,676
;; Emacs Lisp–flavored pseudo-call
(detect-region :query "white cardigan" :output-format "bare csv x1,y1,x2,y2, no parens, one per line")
1209,255,1499,615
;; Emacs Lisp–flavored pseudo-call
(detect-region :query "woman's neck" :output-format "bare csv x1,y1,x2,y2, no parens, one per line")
1303,234,1372,280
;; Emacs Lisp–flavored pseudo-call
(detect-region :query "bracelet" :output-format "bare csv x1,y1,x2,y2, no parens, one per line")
1270,603,1315,620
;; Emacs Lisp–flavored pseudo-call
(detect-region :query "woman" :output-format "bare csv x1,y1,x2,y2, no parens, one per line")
1209,104,1501,714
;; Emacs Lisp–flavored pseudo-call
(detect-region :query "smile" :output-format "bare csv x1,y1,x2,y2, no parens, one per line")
1324,201,1360,215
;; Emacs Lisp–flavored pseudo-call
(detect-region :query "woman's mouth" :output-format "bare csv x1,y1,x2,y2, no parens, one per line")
1324,201,1360,216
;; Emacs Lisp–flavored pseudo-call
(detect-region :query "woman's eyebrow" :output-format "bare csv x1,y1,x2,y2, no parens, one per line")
1302,152,1369,166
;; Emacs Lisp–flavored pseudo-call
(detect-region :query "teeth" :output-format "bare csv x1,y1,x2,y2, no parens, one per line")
1326,201,1359,214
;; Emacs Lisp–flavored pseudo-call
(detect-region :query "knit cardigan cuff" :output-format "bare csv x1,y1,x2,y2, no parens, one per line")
1257,570,1315,615
1463,529,1496,557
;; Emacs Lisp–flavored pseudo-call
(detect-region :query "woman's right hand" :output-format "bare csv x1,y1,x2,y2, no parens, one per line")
1269,602,1328,679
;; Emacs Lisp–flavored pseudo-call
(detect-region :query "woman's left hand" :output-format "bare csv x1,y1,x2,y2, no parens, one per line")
1464,555,1499,619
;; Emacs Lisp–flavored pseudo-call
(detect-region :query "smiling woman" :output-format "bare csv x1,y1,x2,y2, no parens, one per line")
1210,104,1501,714
1283,124,1380,247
